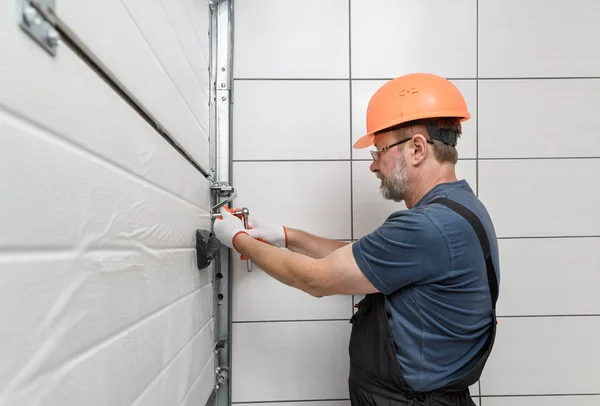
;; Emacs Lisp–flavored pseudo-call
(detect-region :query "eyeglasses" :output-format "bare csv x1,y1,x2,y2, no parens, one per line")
370,136,435,161
370,137,412,161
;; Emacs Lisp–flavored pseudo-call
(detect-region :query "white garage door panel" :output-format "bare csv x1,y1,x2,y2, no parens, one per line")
0,10,208,208
0,250,210,391
0,111,210,249
161,0,211,90
181,353,217,406
179,0,211,65
57,0,211,171
133,319,214,406
1,287,213,406
122,0,210,132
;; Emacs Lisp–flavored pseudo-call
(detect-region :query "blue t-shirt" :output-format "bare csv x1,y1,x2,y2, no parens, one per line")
352,180,500,392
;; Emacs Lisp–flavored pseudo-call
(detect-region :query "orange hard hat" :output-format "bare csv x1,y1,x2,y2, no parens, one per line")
353,73,471,149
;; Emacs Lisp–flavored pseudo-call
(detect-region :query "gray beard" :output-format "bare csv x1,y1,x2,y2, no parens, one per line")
379,155,408,203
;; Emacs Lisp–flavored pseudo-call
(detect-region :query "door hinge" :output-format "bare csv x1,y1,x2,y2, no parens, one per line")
19,0,60,56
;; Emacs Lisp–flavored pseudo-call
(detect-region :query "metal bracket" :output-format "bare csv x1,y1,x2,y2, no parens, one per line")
204,341,229,406
215,366,229,389
214,340,229,390
204,366,229,406
210,181,237,213
19,0,60,56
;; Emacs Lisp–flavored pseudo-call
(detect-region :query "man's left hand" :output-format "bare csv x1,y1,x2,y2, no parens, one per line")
213,207,249,251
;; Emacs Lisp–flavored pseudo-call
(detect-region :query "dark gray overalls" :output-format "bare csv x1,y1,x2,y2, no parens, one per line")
348,198,499,405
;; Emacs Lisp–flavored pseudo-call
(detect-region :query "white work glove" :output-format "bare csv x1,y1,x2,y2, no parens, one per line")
213,207,249,250
248,218,288,248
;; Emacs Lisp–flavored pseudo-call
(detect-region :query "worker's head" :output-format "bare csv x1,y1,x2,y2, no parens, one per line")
369,117,462,202
353,73,470,203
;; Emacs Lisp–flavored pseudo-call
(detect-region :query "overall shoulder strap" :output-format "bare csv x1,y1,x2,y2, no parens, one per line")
430,198,499,309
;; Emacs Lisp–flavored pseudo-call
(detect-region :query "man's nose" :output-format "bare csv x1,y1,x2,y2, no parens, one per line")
370,160,379,173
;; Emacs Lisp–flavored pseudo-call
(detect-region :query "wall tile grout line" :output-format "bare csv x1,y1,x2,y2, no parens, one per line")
232,77,353,81
478,76,600,81
233,157,600,162
230,393,600,404
348,0,355,316
469,156,600,161
232,399,351,404
477,2,480,368
497,314,600,318
233,314,600,324
480,393,600,398
233,77,600,81
233,319,351,324
498,235,600,240
475,0,480,201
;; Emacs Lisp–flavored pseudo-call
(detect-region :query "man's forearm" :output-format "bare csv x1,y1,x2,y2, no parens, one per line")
234,233,323,296
286,228,349,258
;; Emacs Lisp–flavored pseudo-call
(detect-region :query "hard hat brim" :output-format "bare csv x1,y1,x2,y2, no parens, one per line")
353,133,375,149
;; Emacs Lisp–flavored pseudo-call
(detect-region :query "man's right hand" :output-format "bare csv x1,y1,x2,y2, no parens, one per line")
248,219,288,248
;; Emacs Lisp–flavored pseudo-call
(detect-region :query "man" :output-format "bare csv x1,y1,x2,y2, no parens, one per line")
214,72,500,406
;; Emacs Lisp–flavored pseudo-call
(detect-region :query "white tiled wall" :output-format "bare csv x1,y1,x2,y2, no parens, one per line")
232,0,600,404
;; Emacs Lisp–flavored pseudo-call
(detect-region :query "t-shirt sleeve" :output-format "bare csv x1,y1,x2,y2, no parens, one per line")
352,210,450,295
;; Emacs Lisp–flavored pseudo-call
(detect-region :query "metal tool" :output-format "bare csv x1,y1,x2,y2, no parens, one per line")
213,207,252,272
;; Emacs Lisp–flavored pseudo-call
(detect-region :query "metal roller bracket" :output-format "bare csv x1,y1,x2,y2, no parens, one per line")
19,0,60,56
210,181,236,214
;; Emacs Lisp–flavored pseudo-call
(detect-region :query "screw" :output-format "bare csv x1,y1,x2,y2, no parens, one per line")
220,83,226,88
221,67,226,72
23,6,38,25
46,28,60,47
221,96,226,101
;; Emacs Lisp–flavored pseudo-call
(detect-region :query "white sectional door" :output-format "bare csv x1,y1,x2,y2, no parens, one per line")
0,1,215,405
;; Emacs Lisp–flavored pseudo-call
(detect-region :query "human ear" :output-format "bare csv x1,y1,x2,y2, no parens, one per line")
411,134,428,164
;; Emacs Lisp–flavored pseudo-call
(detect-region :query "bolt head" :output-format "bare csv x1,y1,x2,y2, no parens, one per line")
23,7,38,25
46,29,60,47
221,96,226,101
220,83,226,88
221,67,226,72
